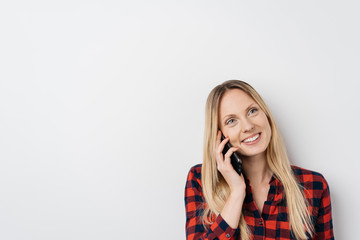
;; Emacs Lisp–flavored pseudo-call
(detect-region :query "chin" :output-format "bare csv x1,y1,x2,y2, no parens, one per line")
240,148,267,158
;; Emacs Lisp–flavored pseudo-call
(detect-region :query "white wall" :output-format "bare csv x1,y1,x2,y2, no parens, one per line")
0,1,359,239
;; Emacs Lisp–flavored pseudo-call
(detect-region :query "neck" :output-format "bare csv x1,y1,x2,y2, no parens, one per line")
242,152,273,185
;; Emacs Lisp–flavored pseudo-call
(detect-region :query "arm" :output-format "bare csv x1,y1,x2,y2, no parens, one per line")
313,176,334,240
185,166,241,240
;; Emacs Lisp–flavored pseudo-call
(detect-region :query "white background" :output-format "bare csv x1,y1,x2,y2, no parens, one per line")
0,1,359,239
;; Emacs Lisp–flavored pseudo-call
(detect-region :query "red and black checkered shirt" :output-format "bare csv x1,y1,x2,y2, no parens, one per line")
184,164,334,240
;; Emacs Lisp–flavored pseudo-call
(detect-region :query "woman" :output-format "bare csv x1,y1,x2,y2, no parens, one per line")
184,80,334,240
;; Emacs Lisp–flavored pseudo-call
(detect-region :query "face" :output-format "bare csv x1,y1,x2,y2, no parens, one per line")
218,89,272,159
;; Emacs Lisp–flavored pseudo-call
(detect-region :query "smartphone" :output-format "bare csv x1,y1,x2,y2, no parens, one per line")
220,131,242,176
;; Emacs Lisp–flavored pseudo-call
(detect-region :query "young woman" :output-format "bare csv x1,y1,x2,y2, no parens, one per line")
184,80,334,240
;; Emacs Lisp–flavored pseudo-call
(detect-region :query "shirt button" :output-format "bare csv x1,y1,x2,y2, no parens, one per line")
259,220,263,225
226,233,231,238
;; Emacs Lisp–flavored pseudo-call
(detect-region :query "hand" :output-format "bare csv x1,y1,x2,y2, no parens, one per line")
215,130,246,198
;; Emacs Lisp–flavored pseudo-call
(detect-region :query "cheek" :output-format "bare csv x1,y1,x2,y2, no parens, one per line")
265,121,272,141
267,126,272,142
259,115,271,139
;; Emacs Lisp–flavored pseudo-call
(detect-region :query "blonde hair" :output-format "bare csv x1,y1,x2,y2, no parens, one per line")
201,80,314,240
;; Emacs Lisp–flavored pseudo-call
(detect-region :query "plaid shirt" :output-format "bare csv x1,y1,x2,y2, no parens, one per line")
184,164,334,240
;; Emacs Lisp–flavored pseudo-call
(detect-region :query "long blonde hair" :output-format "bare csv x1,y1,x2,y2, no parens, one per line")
201,80,314,240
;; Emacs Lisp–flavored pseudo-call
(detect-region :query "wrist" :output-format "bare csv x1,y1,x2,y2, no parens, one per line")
229,190,245,200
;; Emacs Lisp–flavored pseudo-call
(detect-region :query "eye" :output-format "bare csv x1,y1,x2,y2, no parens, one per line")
249,108,258,115
225,119,235,125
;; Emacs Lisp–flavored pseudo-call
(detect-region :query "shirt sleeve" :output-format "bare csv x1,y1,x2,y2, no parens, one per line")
185,166,240,240
313,175,334,240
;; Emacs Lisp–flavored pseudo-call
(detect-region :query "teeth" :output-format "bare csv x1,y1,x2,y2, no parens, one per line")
243,133,260,143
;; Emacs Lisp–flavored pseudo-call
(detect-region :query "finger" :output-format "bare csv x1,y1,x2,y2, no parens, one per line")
215,134,226,169
215,130,221,147
216,136,230,155
215,136,230,170
224,146,239,165
214,130,225,156
215,148,224,169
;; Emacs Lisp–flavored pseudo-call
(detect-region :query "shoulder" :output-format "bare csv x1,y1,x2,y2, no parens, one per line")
291,165,325,179
291,166,333,223
187,163,202,177
188,163,202,179
291,165,330,192
185,164,203,189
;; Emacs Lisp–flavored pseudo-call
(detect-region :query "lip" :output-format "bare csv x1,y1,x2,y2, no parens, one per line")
241,132,261,145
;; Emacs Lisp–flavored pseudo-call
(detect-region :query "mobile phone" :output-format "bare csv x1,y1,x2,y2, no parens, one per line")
220,131,242,176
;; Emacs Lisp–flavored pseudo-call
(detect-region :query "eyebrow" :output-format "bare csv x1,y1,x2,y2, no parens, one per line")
222,103,257,120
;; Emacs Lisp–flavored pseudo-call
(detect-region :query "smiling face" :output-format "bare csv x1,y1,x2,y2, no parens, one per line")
218,89,272,159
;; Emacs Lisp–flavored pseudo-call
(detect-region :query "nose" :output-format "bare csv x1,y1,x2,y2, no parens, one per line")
241,118,255,133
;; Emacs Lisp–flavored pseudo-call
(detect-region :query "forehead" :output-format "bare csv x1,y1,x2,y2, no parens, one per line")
219,89,256,117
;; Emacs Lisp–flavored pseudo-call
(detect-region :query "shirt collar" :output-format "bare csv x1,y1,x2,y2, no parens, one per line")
242,172,278,184
243,172,283,193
